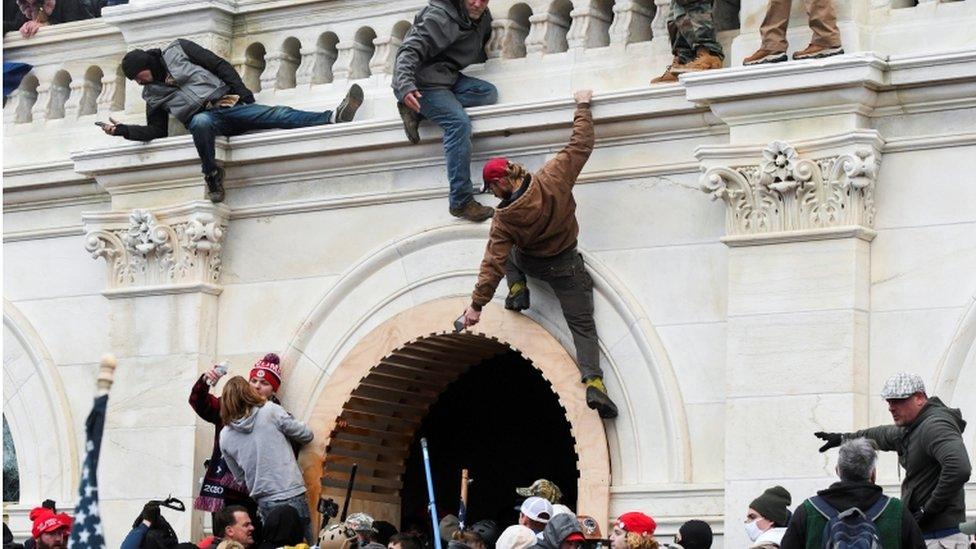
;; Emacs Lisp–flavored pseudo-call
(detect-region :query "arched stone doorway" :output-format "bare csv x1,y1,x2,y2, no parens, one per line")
295,297,611,532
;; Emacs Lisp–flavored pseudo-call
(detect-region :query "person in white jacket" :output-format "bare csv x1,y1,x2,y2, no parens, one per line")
744,486,792,548
218,376,314,543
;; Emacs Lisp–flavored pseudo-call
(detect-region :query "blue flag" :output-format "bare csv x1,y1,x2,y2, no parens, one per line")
69,394,108,549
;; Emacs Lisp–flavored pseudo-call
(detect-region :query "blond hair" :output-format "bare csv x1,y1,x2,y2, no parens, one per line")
216,541,245,549
220,375,266,424
626,533,659,549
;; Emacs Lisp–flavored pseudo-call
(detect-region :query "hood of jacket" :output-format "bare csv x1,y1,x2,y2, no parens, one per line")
496,176,545,229
816,480,884,513
227,406,259,434
431,0,478,28
911,397,966,433
536,514,582,549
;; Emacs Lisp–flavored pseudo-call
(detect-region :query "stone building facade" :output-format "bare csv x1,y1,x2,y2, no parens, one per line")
3,0,975,547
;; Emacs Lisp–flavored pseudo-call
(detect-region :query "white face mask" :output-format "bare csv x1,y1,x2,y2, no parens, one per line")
744,519,763,542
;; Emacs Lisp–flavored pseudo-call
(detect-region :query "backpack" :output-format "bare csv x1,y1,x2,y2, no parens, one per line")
808,495,890,549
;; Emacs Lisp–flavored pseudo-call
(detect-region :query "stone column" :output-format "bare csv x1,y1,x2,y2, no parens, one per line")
81,202,230,543
684,54,887,547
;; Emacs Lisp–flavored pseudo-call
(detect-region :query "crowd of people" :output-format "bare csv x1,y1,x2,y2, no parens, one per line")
3,365,970,549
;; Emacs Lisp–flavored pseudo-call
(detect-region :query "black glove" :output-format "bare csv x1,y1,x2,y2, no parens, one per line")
141,502,161,528
912,507,926,526
814,431,843,452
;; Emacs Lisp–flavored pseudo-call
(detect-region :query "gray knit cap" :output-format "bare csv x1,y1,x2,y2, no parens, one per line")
749,486,792,526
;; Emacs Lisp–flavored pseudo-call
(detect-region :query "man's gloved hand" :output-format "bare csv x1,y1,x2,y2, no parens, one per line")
912,507,926,526
814,431,843,452
141,501,161,527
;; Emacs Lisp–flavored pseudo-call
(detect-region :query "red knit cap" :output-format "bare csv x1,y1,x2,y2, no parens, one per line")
481,157,509,192
616,512,656,536
250,353,282,392
31,509,70,539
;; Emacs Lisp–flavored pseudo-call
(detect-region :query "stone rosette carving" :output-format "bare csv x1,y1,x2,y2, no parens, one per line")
701,140,879,237
83,203,228,295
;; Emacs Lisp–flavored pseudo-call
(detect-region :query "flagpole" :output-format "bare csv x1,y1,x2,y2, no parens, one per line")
95,354,117,396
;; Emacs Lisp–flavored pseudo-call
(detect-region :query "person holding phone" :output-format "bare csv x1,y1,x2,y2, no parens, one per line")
100,38,364,203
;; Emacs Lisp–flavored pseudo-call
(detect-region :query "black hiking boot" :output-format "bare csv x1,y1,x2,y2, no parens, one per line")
205,167,225,203
584,377,619,419
505,281,530,311
334,84,364,123
398,102,421,144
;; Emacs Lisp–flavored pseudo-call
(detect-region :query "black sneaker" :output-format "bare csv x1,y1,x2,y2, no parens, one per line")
505,283,530,311
398,102,421,144
334,84,364,123
205,167,225,203
586,385,619,419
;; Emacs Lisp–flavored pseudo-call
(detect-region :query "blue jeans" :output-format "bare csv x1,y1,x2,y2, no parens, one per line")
418,74,498,210
257,493,313,544
187,103,332,175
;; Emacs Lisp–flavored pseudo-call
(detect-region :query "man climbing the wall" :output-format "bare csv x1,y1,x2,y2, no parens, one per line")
458,89,618,420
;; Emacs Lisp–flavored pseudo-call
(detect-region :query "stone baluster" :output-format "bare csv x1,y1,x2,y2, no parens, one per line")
525,11,573,55
34,84,53,121
651,0,670,43
97,69,124,113
567,3,614,50
332,41,356,81
277,49,301,89
370,35,402,77
259,53,284,92
64,79,85,119
609,0,655,46
10,88,37,124
296,46,317,87
490,17,531,59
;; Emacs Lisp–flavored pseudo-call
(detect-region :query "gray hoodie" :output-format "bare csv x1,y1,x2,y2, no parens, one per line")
392,0,492,101
219,402,314,502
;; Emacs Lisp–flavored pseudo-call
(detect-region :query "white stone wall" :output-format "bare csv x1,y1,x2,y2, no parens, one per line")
4,0,976,547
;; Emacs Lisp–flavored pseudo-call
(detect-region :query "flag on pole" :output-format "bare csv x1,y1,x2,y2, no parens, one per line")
68,394,108,549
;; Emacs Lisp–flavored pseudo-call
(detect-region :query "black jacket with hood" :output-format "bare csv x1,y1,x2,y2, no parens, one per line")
532,514,583,549
115,39,255,142
779,481,925,549
846,397,971,533
392,0,492,101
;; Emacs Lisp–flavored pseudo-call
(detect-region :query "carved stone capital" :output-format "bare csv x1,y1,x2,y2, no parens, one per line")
82,201,230,298
698,132,883,245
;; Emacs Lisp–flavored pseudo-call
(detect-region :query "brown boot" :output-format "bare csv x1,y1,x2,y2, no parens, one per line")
449,200,494,222
792,43,844,60
650,58,680,84
671,48,723,74
743,48,788,66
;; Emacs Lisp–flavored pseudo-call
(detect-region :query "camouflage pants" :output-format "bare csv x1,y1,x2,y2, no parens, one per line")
667,0,725,63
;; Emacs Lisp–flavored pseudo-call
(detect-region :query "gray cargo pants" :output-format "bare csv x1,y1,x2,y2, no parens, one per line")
505,246,603,381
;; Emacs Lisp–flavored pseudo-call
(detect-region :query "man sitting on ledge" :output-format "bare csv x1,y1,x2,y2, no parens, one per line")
100,39,364,203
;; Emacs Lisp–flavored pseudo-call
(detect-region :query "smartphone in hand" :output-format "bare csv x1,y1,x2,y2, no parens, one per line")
453,313,466,333
94,121,109,128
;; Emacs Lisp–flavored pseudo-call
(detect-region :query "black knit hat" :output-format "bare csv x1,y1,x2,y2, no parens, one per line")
121,49,153,80
677,520,712,549
750,486,792,526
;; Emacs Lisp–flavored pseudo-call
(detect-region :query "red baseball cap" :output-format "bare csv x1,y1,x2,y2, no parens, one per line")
32,510,71,539
481,157,509,192
616,512,656,536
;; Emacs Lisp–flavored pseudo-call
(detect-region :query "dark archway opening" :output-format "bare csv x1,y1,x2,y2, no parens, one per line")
399,350,578,531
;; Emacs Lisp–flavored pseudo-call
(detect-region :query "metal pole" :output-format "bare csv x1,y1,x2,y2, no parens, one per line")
421,438,442,549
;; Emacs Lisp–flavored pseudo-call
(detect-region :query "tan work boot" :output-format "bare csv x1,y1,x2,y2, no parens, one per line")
671,48,723,74
792,43,844,60
743,48,788,66
650,58,681,84
449,200,494,222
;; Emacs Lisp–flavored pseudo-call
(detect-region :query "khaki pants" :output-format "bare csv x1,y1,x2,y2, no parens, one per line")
924,533,971,549
759,0,841,51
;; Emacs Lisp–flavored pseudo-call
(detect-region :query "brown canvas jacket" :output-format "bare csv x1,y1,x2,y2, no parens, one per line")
471,103,594,308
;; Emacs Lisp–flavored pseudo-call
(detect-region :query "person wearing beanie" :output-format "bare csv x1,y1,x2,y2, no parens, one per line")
745,486,792,548
610,512,658,549
30,509,70,549
459,89,619,421
674,520,712,549
188,353,287,527
99,39,365,203
219,377,315,543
